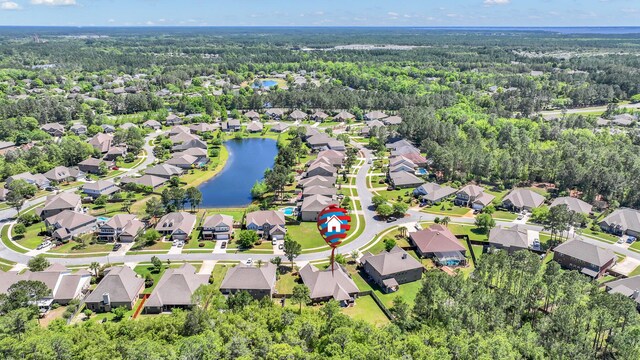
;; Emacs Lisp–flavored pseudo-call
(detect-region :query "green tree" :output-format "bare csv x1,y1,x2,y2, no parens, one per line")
89,262,101,278
474,213,495,234
270,257,282,273
111,306,128,321
376,203,393,218
145,197,165,223
283,238,302,271
371,195,387,208
27,255,50,272
291,284,310,313
94,195,107,207
250,180,268,199
384,238,397,252
392,202,409,217
236,230,258,249
185,187,202,211
13,223,26,237
83,309,93,319
150,256,163,273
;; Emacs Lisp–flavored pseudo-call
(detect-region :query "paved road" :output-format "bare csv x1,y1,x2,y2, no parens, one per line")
538,102,640,117
2,134,639,266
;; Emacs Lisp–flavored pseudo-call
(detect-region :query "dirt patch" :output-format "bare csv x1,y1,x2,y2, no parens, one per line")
40,306,66,327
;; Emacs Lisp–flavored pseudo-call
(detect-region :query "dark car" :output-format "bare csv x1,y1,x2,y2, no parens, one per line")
386,216,397,223
221,241,227,249
112,243,122,251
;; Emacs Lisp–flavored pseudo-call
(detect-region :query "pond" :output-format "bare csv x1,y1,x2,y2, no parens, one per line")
198,138,278,208
251,79,278,89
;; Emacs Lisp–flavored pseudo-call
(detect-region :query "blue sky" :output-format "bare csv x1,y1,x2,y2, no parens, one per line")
0,0,638,27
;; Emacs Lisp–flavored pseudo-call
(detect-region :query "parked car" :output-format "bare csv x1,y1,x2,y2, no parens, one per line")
617,238,625,244
36,241,51,250
112,243,122,251
473,209,480,215
272,239,277,245
278,244,284,250
386,216,397,223
220,241,227,249
246,258,253,265
517,215,524,220
627,236,636,244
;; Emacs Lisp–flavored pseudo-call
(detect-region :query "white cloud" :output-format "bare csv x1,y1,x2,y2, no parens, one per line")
483,0,511,5
388,12,399,16
31,0,76,6
1,1,20,10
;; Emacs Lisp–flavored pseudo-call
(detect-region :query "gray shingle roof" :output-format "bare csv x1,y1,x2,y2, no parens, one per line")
553,239,616,267
145,264,208,308
503,189,545,209
220,263,276,291
599,208,640,233
361,246,423,276
299,263,358,301
550,197,593,214
84,266,144,304
489,224,530,249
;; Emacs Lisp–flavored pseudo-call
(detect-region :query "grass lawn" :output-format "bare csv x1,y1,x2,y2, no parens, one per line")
447,223,489,242
210,264,232,288
134,264,168,294
0,258,16,271
12,222,47,250
185,239,216,250
276,271,300,294
49,241,115,254
287,221,326,250
629,265,640,277
630,241,640,252
378,188,414,203
493,210,518,221
203,207,246,222
342,295,390,327
374,278,424,308
582,230,620,244
421,201,472,217
131,240,173,252
89,301,138,323
483,188,509,202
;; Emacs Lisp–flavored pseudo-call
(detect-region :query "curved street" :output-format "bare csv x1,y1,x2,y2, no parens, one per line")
1,135,639,267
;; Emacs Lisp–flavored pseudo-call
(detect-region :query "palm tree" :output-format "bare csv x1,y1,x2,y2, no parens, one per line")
89,262,101,278
350,250,359,264
441,217,451,226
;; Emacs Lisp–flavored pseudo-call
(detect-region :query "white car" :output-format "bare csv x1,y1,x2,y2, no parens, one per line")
246,258,253,265
37,241,51,250
272,239,277,245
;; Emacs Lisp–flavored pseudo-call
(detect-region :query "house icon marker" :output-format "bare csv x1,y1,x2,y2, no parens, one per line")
326,215,342,233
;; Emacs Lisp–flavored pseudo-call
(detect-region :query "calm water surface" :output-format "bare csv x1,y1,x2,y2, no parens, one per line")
198,138,277,207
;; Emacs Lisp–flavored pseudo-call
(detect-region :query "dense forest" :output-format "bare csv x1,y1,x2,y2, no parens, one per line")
1,252,638,359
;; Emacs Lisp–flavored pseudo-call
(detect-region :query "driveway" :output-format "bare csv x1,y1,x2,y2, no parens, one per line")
612,257,640,276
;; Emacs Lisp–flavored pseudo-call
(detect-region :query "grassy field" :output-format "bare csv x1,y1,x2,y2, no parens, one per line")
210,264,232,288
377,188,414,203
0,257,16,271
447,223,489,242
582,229,620,244
134,264,168,294
49,241,115,254
276,271,300,294
342,295,390,327
493,210,518,221
421,201,472,217
12,222,47,250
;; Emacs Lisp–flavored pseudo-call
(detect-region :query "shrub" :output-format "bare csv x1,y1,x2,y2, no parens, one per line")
198,242,205,247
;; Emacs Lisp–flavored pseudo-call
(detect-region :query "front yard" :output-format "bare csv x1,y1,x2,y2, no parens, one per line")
421,201,472,217
134,264,169,294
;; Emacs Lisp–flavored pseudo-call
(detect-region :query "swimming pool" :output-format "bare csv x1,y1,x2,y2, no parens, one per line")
96,216,110,222
281,207,295,216
251,80,278,89
415,168,428,176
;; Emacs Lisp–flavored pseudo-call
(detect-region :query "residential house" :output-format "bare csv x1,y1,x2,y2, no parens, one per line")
142,120,162,130
299,263,358,305
299,175,336,189
270,122,289,133
155,212,197,241
383,116,402,125
317,149,345,167
201,214,234,240
69,123,87,136
244,110,261,121
84,266,145,312
265,109,284,120
289,109,307,121
119,122,137,130
88,133,113,153
360,246,423,293
550,197,593,215
414,182,457,204
101,124,116,133
553,239,616,278
167,154,199,169
310,110,329,122
409,224,467,266
6,172,50,189
165,114,183,126
41,123,65,137
599,208,640,237
397,152,428,167
306,133,333,150
502,188,546,212
82,180,120,199
168,125,190,136
98,214,145,242
169,131,199,145
220,263,277,299
36,193,82,219
68,166,86,181
300,194,334,222
174,148,209,164
0,264,91,307
172,138,208,152
488,224,540,252
389,162,416,174
391,145,420,157
145,164,184,179
388,171,423,189
305,162,337,178
612,113,637,126
334,111,354,122
45,210,97,241
605,276,640,310
303,185,337,199
221,119,241,132
246,121,264,133
454,184,496,210
327,139,346,151
78,157,109,174
245,210,286,240
386,139,413,150
43,166,74,183
144,264,209,313
104,146,127,161
364,110,388,121
189,123,217,133
119,175,168,189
